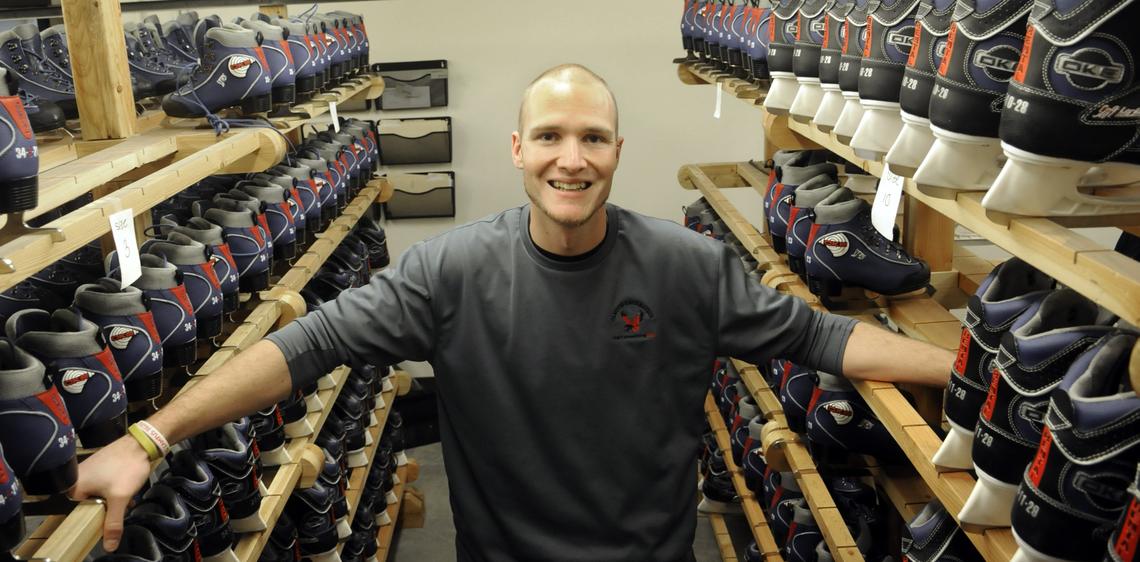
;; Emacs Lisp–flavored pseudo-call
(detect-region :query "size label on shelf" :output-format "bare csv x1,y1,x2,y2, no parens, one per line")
109,208,141,288
872,165,904,240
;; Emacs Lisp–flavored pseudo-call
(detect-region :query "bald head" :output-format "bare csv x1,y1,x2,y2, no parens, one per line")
517,64,619,135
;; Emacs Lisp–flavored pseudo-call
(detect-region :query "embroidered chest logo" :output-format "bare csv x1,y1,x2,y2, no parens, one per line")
610,299,658,341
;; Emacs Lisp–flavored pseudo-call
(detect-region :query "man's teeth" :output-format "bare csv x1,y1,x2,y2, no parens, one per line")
550,181,590,191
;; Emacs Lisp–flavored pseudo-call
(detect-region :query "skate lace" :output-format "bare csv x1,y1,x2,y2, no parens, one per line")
858,220,911,261
6,40,71,88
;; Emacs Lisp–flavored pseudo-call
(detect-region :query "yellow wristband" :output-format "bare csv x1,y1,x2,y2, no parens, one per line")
127,423,162,461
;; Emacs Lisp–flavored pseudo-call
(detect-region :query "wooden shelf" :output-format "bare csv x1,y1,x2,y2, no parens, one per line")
340,385,400,538
707,512,741,562
676,62,767,105
704,394,785,562
375,462,414,562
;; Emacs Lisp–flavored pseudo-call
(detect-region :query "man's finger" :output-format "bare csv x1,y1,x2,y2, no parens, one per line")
101,495,129,552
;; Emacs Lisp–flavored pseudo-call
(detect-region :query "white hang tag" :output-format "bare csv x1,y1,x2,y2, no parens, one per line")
329,101,340,132
713,85,723,119
109,208,141,288
871,165,905,240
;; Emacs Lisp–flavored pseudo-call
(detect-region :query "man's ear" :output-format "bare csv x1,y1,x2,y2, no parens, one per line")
615,136,624,161
511,131,524,170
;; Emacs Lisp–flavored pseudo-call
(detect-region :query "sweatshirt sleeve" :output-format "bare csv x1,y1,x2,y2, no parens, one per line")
265,240,437,390
714,246,856,374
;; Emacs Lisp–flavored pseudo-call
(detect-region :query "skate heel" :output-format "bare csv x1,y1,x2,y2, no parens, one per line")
285,416,314,438
983,143,1140,217
76,412,128,448
0,509,25,552
850,101,903,161
336,517,352,540
931,423,975,471
789,79,824,124
125,372,163,403
347,448,369,468
163,339,198,368
807,275,844,297
239,93,272,115
913,127,1003,195
813,86,845,132
763,72,801,115
376,509,393,526
770,236,787,255
305,392,325,413
271,84,296,107
885,111,935,178
958,466,1017,529
197,314,223,341
0,175,38,214
238,269,270,293
787,256,805,277
21,457,78,496
832,94,865,145
259,442,293,467
318,374,336,390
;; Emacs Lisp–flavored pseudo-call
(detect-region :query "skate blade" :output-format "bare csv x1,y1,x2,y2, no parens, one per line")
259,480,269,496
381,378,395,393
318,374,336,390
376,510,393,526
260,444,294,467
885,114,934,178
396,451,408,466
789,81,824,123
230,511,269,533
913,129,1003,193
983,143,1140,216
203,547,240,562
336,517,352,540
385,490,399,505
957,468,1017,529
369,411,378,427
305,393,325,413
813,88,846,132
375,394,386,410
850,103,903,161
763,73,801,115
832,97,865,145
697,497,744,514
365,431,374,447
391,472,401,485
305,547,342,562
284,417,315,438
931,426,974,471
348,449,369,468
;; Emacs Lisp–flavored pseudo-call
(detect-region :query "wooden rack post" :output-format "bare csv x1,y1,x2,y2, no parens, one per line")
60,0,135,140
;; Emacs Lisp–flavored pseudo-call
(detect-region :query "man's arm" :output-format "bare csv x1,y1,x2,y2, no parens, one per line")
841,322,955,387
72,340,292,552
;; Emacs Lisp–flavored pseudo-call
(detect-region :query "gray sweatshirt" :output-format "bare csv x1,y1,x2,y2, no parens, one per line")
267,203,856,562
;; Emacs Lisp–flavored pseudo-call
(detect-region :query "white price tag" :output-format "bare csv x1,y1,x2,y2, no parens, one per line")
871,165,905,240
713,85,723,120
329,101,340,132
109,208,141,288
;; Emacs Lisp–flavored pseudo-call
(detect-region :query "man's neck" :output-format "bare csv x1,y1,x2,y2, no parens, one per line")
528,206,608,256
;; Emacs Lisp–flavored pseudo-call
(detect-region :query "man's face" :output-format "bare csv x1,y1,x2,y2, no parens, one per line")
512,78,623,230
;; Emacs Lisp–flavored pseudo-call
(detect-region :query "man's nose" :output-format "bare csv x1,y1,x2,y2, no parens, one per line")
557,139,587,172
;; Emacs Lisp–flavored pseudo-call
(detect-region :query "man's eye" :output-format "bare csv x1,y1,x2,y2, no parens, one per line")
584,135,605,144
538,133,557,141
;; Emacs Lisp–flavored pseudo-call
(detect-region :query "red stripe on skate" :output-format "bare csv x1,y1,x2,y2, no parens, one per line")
939,24,957,76
1012,26,1035,84
806,386,823,417
907,22,922,68
1114,496,1140,561
36,387,72,426
95,347,123,382
1027,426,1052,487
980,365,1000,421
953,328,971,376
863,16,873,58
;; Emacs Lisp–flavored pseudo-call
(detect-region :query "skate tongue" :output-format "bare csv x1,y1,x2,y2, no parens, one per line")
74,280,149,316
1069,333,1137,400
0,340,48,397
815,371,852,391
135,253,180,290
11,23,41,49
813,194,867,225
0,68,10,97
792,176,842,208
148,234,208,266
206,25,259,49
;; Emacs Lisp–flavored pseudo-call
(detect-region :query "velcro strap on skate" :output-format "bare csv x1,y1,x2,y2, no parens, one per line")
952,0,1031,40
1030,0,1136,45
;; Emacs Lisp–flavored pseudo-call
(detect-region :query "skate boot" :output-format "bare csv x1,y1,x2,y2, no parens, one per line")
730,397,760,466
885,0,956,176
813,0,857,130
334,392,371,468
161,24,273,117
275,18,318,103
285,480,340,562
160,449,238,562
785,502,824,562
157,18,200,67
786,179,844,278
71,280,163,403
691,2,712,62
191,422,266,533
0,69,66,244
724,2,749,77
239,19,295,107
699,1,724,67
125,23,177,98
961,289,1115,529
155,216,241,315
744,2,772,82
803,193,930,298
805,371,907,462
140,233,224,341
235,181,298,261
257,166,322,240
278,384,313,439
250,405,291,467
213,189,276,260
6,309,127,448
769,490,805,548
294,156,341,225
91,525,163,562
305,20,330,92
0,24,77,119
106,254,198,369
38,25,71,80
135,22,194,78
259,512,300,562
742,419,768,493
699,467,742,514
1108,463,1140,562
344,510,379,562
193,199,272,293
765,159,838,253
912,0,1031,194
788,0,833,122
762,0,806,114
317,448,351,541
680,0,702,60
123,484,201,562
1010,331,1140,562
190,15,223,54
0,340,76,497
849,0,921,159
934,258,1052,470
902,501,983,562
778,360,818,434
243,175,307,244
830,0,872,141
984,0,1140,216
0,444,23,553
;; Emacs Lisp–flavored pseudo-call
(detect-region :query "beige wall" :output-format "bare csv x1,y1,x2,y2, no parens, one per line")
139,0,768,257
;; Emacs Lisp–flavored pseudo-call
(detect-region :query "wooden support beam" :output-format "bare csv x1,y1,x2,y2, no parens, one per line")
905,198,954,272
61,0,136,140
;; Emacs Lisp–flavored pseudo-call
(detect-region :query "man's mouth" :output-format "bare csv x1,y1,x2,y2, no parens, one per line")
549,180,592,192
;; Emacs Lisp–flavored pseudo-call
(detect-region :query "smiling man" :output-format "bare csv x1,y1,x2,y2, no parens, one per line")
75,64,953,562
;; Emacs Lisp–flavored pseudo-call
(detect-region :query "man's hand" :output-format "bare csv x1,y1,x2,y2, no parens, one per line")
71,435,152,552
